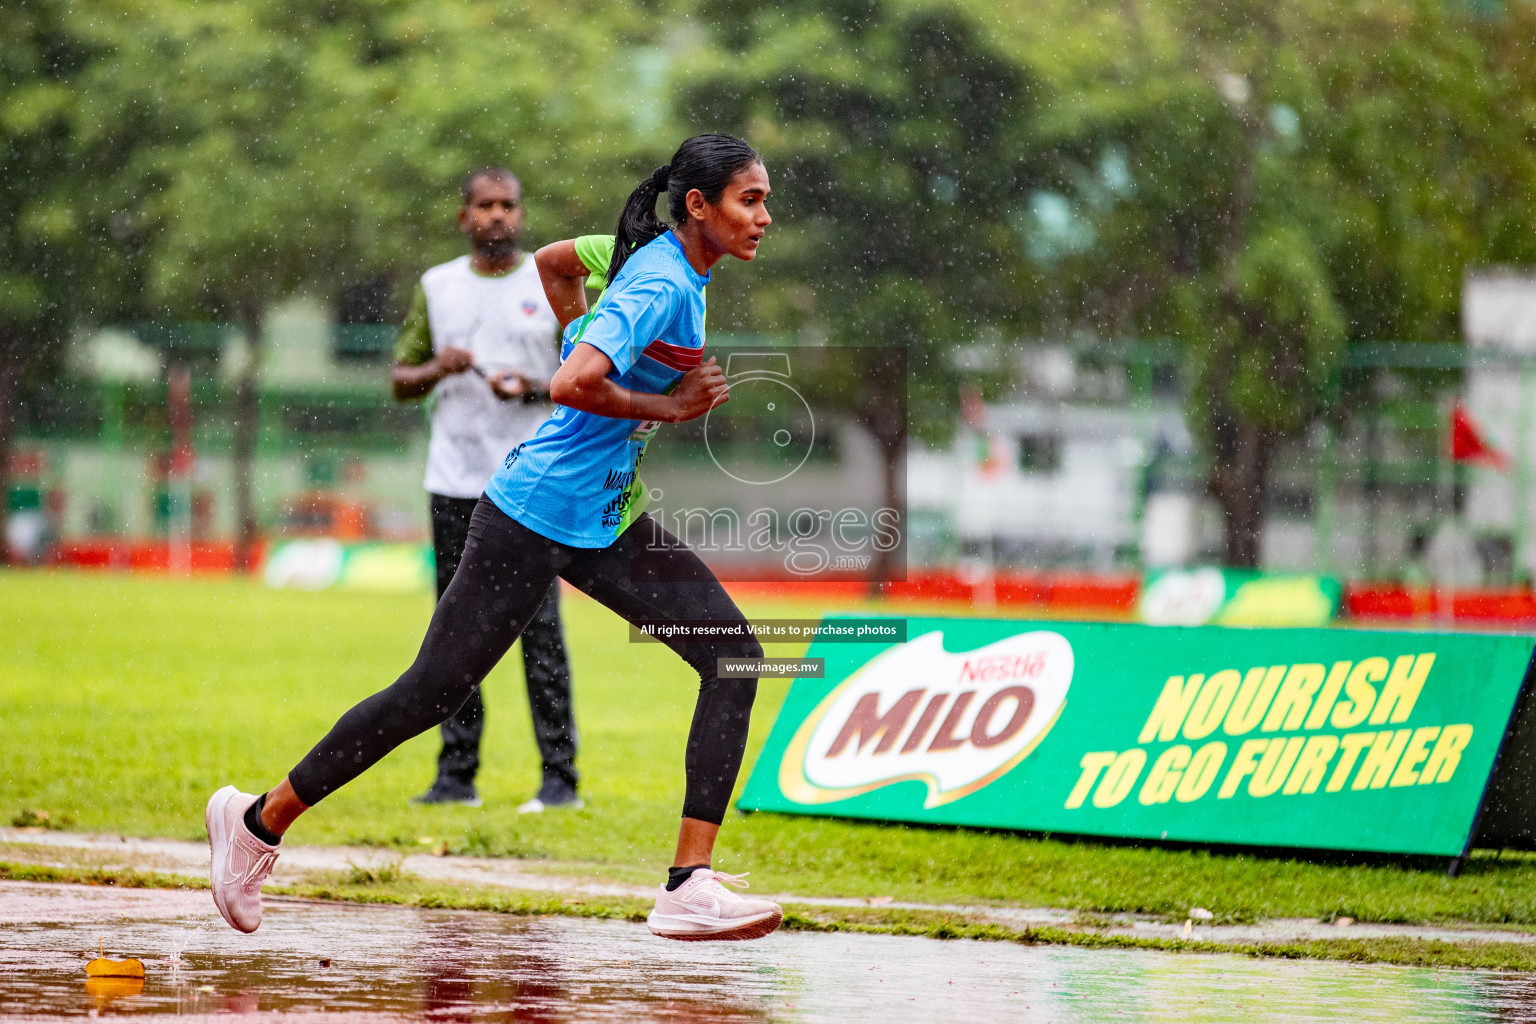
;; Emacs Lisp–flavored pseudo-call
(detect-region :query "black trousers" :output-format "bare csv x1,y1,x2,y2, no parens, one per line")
287,500,762,824
429,494,576,796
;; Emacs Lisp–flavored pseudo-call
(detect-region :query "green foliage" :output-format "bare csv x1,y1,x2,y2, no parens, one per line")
10,807,70,829
679,0,1043,441
1,2,116,326
987,0,1536,561
64,0,659,319
345,857,407,885
1224,227,1346,432
667,0,1536,560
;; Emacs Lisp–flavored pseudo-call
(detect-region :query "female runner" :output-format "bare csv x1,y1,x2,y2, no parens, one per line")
206,133,781,941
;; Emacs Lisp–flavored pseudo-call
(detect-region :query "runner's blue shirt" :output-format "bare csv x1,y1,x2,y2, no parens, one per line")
485,231,708,547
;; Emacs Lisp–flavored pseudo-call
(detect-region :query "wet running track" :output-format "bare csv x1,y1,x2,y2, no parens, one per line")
3,881,1536,1022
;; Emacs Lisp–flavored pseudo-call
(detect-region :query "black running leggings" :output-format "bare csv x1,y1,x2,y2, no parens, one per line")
286,499,762,824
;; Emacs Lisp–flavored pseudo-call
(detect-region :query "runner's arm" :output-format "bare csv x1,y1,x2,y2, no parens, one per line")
535,240,591,329
551,343,728,423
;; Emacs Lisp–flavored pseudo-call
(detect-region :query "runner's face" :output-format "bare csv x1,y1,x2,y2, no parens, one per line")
459,176,524,250
695,162,772,261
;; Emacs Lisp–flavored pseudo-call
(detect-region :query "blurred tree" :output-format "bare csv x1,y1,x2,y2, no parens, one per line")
15,0,1536,578
0,3,66,564
71,0,652,567
0,0,149,563
989,0,1536,566
689,0,1536,569
1084,0,1357,568
680,0,1043,581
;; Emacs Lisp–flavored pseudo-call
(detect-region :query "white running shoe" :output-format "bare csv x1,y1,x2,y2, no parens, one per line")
517,796,585,814
646,868,783,941
205,785,281,933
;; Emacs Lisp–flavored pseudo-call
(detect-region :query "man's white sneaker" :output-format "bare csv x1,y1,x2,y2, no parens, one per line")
517,795,585,814
646,868,782,941
205,785,281,934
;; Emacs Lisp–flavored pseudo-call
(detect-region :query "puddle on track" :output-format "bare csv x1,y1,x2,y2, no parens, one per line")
3,881,1536,1022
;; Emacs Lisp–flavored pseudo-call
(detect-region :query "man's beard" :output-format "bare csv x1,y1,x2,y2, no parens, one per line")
476,235,517,262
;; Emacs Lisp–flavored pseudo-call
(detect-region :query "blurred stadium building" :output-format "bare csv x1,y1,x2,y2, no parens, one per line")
8,300,426,567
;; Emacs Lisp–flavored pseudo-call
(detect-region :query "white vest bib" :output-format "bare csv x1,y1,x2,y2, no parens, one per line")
419,254,560,498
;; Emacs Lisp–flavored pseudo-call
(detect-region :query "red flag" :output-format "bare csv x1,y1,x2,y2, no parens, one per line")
1450,401,1510,471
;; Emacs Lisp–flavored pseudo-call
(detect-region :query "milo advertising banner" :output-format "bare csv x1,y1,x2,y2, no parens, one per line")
739,617,1536,858
1140,568,1342,627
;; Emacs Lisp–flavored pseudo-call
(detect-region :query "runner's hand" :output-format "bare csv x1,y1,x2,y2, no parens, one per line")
669,358,729,422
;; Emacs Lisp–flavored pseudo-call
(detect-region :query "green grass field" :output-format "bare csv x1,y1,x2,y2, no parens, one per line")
6,570,1536,932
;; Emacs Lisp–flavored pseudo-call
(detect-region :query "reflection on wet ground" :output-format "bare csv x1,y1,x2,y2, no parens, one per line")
4,882,1536,1022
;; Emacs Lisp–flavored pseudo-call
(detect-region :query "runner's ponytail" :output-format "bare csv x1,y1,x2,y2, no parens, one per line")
607,133,762,283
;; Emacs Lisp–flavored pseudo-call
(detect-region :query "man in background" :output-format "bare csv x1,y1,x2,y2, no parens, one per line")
392,167,581,813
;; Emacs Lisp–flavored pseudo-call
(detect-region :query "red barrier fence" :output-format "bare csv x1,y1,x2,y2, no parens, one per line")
40,538,1536,626
724,570,1142,618
1342,582,1536,624
51,539,264,574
